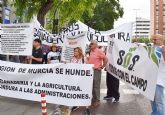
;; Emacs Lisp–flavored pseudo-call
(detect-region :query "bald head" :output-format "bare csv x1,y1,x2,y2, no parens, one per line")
90,40,98,50
151,34,164,46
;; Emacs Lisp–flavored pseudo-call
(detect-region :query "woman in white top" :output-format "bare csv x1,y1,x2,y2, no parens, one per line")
58,47,90,115
48,44,61,115
47,44,60,64
71,47,91,115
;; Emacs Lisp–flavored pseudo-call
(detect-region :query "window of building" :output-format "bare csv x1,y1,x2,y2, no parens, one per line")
156,6,159,11
136,28,149,30
156,24,158,29
156,0,159,5
163,16,165,21
140,32,149,34
156,16,159,21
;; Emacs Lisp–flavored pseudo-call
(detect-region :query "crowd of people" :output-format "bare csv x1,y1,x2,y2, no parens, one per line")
22,38,118,115
30,35,165,115
0,34,165,115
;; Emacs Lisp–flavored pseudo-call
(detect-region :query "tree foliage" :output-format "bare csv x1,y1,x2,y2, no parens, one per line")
13,0,96,26
12,0,123,31
132,38,151,43
81,0,124,31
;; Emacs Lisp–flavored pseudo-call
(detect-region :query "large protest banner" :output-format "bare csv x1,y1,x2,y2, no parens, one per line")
61,22,133,61
106,37,159,100
34,18,133,46
34,19,64,46
34,19,88,46
107,22,133,43
0,23,33,55
0,60,93,106
34,19,100,46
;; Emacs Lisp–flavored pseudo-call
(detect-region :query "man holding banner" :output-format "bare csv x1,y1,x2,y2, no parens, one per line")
87,40,108,108
104,72,120,102
151,34,165,115
30,39,43,64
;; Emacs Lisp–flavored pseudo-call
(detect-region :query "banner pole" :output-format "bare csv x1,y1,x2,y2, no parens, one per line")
41,93,47,115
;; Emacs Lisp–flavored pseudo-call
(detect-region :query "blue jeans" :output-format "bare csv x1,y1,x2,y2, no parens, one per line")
151,85,165,115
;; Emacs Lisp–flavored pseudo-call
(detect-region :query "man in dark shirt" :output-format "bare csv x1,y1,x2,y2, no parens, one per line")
30,39,43,64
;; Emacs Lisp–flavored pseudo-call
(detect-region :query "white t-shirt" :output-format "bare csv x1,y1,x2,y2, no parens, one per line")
157,56,165,87
47,51,60,64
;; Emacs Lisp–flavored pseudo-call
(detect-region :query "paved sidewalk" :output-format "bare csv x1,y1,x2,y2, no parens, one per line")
71,73,152,115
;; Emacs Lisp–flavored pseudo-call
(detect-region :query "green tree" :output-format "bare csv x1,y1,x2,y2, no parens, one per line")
13,0,97,27
81,0,124,31
132,38,151,43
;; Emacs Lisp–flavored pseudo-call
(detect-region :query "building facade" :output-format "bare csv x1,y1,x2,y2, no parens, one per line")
150,0,165,35
132,17,150,38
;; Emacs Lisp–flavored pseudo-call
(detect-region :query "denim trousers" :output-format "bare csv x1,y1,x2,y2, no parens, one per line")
151,85,165,115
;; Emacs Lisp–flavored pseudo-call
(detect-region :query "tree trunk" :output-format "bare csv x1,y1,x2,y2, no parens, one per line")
37,0,53,27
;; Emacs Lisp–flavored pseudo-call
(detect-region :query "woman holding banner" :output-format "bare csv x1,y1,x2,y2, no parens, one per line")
59,47,90,115
71,47,91,115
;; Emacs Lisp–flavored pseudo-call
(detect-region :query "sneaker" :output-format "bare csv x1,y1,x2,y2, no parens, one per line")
103,96,113,100
71,106,79,112
84,108,91,115
113,99,119,103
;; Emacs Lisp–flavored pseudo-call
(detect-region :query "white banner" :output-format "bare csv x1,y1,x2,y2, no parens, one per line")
61,33,89,62
106,37,159,100
0,60,94,106
107,23,133,43
34,19,64,46
34,19,133,46
0,23,33,56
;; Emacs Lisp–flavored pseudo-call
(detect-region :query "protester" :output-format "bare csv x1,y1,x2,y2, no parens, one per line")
47,44,61,115
86,40,108,108
150,34,165,115
58,47,86,115
71,47,84,64
47,44,61,64
104,72,120,102
30,39,43,64
71,47,85,111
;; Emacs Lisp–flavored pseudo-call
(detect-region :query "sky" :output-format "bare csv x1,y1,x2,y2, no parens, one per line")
114,0,150,27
